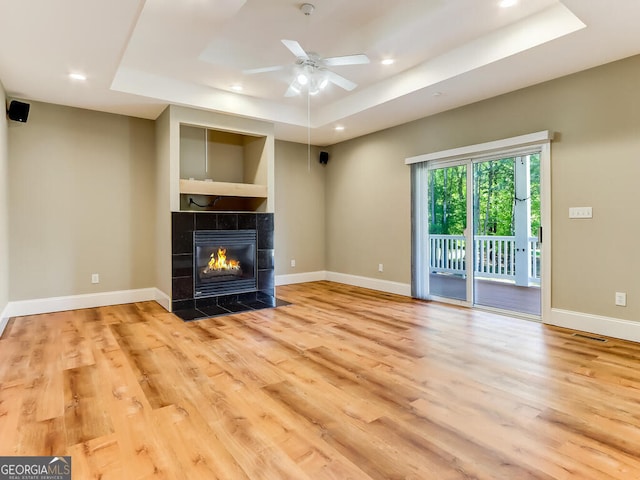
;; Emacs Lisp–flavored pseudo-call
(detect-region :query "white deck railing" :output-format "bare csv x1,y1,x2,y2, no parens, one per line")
429,234,540,285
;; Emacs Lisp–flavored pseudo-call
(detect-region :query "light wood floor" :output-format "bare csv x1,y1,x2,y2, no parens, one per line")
1,281,640,479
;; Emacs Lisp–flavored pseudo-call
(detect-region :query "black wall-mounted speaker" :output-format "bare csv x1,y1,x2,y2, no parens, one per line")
319,151,329,164
7,100,30,123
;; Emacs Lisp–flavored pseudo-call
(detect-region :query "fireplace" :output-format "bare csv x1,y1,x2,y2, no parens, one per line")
194,230,257,297
171,212,277,320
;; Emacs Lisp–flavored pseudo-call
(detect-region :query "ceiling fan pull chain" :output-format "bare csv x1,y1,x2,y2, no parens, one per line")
307,90,311,173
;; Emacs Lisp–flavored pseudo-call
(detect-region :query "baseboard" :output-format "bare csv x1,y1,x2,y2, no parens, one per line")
276,270,411,297
548,308,640,343
275,271,327,286
326,271,412,297
154,288,171,312
4,288,159,318
0,303,9,337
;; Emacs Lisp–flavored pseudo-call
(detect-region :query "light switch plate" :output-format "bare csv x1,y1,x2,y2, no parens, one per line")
569,207,592,219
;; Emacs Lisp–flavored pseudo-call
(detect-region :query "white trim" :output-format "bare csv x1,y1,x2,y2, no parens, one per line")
3,288,159,318
0,311,9,337
276,271,327,286
154,288,171,312
326,272,411,297
547,308,640,344
427,294,471,309
276,270,412,297
540,141,552,324
405,130,554,165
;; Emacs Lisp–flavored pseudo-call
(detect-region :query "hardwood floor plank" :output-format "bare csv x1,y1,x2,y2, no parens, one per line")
276,356,386,423
264,380,418,480
60,312,96,370
95,348,173,479
201,334,286,388
0,384,24,455
16,417,67,457
558,438,640,480
152,404,249,480
63,364,114,445
2,282,640,478
67,434,124,480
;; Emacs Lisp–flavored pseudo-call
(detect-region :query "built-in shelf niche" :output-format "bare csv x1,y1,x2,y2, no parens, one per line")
179,124,268,211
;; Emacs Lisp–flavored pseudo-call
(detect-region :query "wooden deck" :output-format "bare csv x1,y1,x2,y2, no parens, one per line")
430,273,541,315
1,281,639,479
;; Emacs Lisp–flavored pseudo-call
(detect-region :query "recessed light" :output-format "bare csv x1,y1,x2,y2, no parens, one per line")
69,73,87,81
335,125,345,132
499,0,518,7
381,58,395,66
230,84,243,92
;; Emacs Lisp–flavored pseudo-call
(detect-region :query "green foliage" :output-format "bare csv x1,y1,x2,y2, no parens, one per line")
427,164,466,235
427,154,540,238
473,158,515,236
529,154,541,237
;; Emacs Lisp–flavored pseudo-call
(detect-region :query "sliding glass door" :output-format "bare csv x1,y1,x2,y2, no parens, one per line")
426,162,470,302
472,154,541,315
421,152,542,316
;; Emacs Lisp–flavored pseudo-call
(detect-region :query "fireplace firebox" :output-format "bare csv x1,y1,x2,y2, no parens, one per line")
194,230,257,298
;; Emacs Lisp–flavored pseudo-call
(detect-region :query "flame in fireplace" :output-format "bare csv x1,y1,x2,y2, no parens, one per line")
205,247,241,273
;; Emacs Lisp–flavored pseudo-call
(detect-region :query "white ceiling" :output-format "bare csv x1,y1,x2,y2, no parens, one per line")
1,0,640,146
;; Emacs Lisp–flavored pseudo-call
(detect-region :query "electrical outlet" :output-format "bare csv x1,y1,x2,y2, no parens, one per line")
290,259,296,268
378,263,384,272
615,292,626,307
91,273,100,284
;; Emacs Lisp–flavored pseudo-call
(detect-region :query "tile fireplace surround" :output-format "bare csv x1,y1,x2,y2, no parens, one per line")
171,211,283,321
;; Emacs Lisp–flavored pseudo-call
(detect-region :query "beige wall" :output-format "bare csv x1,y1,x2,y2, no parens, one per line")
326,131,412,283
326,54,640,321
8,102,156,300
155,107,172,300
4,54,640,325
0,82,8,314
274,141,326,276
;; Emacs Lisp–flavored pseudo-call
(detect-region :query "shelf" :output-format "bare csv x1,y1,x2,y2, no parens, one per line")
179,179,268,198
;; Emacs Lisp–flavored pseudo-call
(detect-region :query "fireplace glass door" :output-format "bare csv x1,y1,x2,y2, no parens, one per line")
194,230,257,297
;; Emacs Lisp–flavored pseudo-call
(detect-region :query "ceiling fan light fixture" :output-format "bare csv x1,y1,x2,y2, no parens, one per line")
308,80,319,96
297,72,309,85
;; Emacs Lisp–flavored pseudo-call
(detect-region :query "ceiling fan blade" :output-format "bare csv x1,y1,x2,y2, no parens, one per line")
326,70,357,91
242,65,284,75
281,39,309,60
324,54,370,67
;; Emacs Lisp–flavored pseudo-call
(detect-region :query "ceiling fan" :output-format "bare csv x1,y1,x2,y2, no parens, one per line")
243,38,370,97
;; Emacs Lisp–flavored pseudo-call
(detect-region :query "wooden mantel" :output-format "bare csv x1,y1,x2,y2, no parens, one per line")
179,179,268,199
